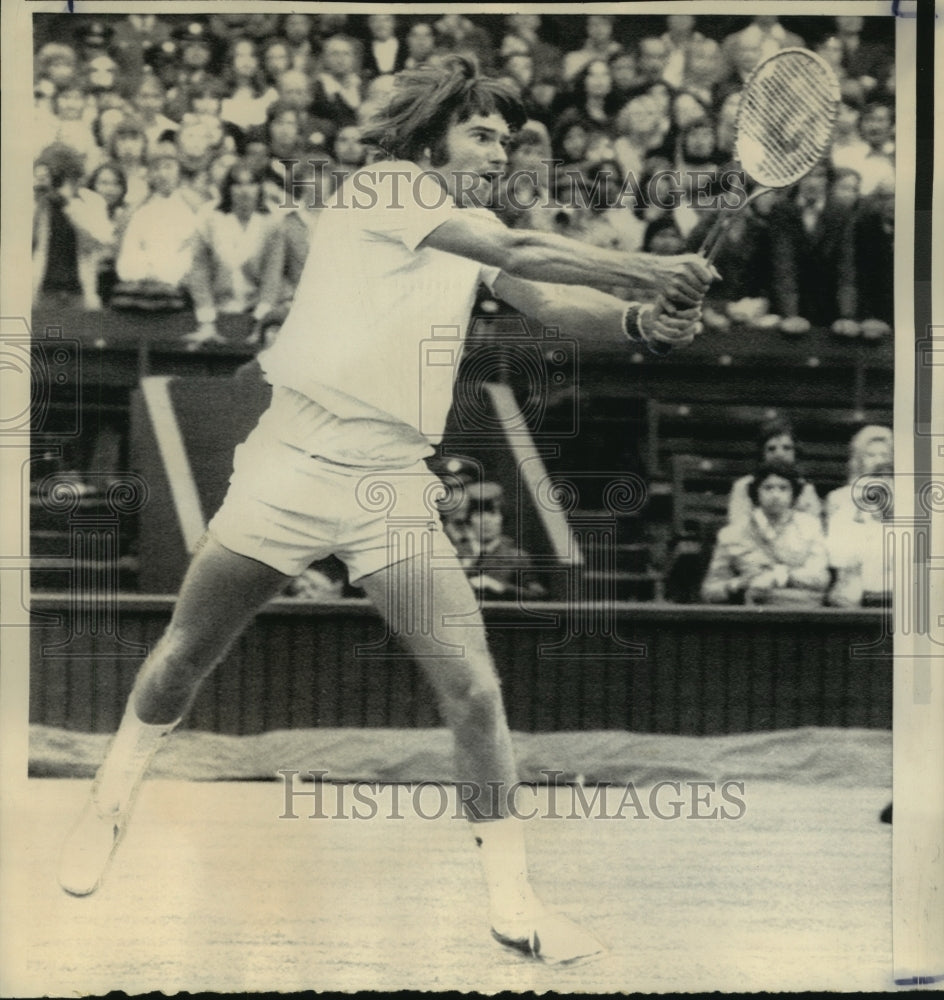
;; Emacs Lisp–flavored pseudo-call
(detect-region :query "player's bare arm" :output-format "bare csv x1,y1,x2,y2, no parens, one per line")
422,212,716,306
492,273,703,351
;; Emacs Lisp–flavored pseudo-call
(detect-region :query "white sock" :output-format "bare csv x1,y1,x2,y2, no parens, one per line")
472,816,538,933
93,699,180,814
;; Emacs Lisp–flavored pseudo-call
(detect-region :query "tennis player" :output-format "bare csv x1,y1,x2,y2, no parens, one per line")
59,56,715,965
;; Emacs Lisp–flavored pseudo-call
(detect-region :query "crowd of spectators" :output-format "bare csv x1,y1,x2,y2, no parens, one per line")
700,421,894,608
33,12,896,342
30,14,897,607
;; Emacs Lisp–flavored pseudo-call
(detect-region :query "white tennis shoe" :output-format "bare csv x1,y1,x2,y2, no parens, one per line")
58,792,127,897
491,905,606,965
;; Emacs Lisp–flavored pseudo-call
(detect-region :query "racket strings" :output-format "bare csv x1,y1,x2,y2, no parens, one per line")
737,54,839,187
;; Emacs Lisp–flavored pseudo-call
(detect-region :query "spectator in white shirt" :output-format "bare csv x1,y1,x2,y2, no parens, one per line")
115,143,201,289
184,158,287,349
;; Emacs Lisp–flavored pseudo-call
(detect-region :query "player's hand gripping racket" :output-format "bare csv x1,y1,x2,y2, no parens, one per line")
647,47,841,355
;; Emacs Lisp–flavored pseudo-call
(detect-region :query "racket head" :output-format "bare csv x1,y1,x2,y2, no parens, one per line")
734,47,841,189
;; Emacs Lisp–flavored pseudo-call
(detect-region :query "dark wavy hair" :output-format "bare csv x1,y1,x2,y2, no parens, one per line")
747,460,804,506
217,158,269,214
359,55,527,166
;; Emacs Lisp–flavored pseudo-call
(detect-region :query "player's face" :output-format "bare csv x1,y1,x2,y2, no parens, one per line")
764,434,795,464
757,475,794,518
440,114,511,206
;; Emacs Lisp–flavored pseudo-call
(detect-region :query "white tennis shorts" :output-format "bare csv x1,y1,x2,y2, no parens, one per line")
207,398,456,582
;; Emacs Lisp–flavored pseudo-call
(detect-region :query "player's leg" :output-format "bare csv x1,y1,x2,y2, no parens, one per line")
357,553,604,964
58,536,292,896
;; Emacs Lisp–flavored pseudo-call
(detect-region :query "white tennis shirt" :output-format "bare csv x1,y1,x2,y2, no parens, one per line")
259,159,501,457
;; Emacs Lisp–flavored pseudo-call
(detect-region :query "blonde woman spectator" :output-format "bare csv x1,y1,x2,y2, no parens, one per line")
827,462,895,608
824,425,894,532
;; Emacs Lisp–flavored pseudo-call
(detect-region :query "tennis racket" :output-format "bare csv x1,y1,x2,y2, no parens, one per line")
648,47,841,355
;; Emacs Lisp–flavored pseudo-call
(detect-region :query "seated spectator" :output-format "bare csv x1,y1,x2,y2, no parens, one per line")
261,38,293,90
660,14,706,90
853,179,894,326
830,102,870,175
455,483,546,602
605,50,640,113
276,68,314,117
612,94,668,183
131,72,179,153
219,37,279,134
553,58,613,131
715,33,763,108
32,146,85,310
106,117,151,210
280,13,318,75
164,20,220,121
562,14,622,83
551,109,594,170
680,36,724,109
701,460,829,606
768,161,857,328
823,425,894,532
184,158,288,349
827,461,895,608
34,83,101,172
34,43,79,115
310,35,362,126
113,142,201,303
727,419,822,525
361,13,406,79
634,37,673,92
73,162,133,309
848,102,895,197
815,32,866,108
402,22,441,72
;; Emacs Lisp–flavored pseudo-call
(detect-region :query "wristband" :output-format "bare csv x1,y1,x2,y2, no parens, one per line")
621,302,645,343
621,302,671,356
